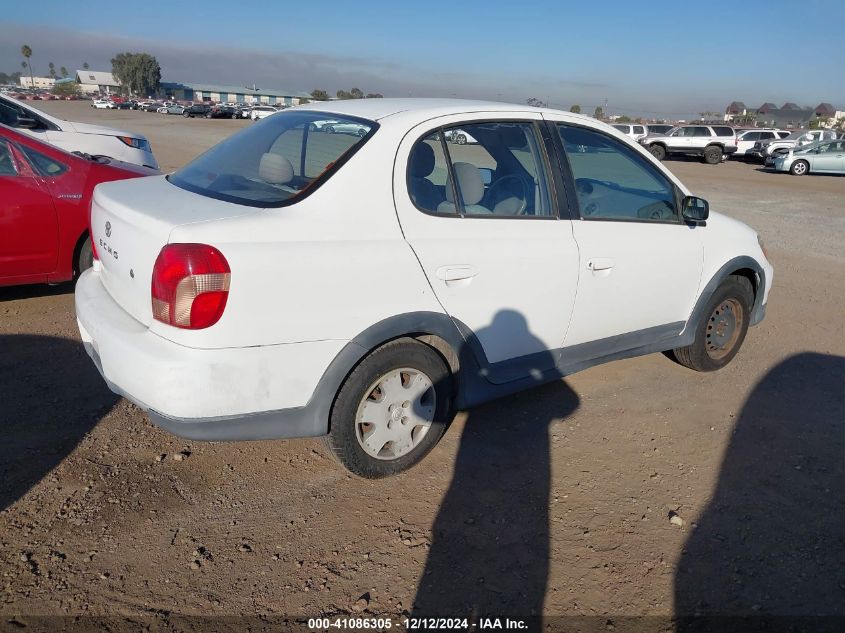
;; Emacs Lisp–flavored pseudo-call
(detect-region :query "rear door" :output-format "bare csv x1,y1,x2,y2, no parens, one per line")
0,139,58,280
394,112,579,381
546,119,703,349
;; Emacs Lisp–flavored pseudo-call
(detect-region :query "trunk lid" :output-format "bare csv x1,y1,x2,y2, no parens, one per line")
90,175,260,326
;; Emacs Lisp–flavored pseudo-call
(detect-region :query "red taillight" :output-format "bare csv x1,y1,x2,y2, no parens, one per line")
151,243,230,329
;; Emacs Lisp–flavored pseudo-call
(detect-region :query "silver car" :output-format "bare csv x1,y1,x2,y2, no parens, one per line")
772,139,845,176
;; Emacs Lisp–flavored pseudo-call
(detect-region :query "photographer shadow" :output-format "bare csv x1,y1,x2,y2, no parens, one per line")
413,310,580,619
675,352,845,629
0,335,119,512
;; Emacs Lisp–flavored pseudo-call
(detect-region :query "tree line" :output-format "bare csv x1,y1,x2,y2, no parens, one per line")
310,88,383,101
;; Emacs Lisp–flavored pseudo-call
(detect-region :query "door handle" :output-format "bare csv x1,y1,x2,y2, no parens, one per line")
436,265,477,285
587,258,615,271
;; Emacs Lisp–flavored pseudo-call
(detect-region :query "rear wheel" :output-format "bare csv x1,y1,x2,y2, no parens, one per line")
76,236,94,277
672,275,754,372
790,160,809,176
325,338,453,478
649,144,666,161
703,145,723,164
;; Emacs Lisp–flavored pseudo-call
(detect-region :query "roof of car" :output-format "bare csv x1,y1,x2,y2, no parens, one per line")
293,97,570,121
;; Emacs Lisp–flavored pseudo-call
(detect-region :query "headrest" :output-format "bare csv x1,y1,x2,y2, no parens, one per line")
410,142,435,178
259,153,294,185
445,162,484,206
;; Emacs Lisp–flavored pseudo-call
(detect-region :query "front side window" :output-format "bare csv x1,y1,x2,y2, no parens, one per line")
170,110,375,207
633,126,645,135
557,124,678,222
0,140,18,176
409,121,553,217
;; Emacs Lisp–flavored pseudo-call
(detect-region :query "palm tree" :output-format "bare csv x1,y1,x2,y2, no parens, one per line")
21,44,34,89
83,62,89,70
60,66,68,78
48,62,56,79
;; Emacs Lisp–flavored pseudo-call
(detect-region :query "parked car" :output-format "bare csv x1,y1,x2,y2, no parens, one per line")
183,103,213,118
157,104,185,115
0,93,159,169
748,129,838,163
308,119,340,131
92,99,116,109
444,128,478,144
76,99,772,478
250,105,279,121
771,139,845,175
208,105,238,119
645,124,673,135
141,102,163,112
611,123,648,141
0,124,156,287
639,124,738,164
734,129,790,158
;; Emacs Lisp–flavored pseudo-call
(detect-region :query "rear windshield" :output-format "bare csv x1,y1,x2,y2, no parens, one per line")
169,110,376,207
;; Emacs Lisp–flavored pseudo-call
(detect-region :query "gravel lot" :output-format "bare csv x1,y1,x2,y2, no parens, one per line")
2,102,844,626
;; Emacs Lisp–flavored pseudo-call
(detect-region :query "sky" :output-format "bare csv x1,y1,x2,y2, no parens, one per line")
1,0,843,120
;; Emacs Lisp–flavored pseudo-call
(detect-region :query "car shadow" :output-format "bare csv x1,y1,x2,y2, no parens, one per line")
413,311,580,620
0,335,120,512
675,352,845,630
0,281,75,303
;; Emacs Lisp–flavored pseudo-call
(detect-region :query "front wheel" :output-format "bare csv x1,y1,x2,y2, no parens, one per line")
325,338,453,478
790,160,809,176
649,144,667,161
672,275,754,372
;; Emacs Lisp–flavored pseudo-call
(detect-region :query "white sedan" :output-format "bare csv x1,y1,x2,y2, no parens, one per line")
75,98,773,478
91,99,116,109
0,93,158,168
772,139,845,175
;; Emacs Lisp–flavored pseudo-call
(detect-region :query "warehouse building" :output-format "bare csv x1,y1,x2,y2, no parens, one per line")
18,76,56,89
161,82,310,105
75,70,121,95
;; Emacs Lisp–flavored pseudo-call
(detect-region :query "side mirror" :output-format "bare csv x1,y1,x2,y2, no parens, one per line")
682,196,709,224
478,167,493,186
16,116,38,129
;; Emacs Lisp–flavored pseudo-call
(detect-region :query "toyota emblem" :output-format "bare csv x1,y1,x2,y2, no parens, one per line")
105,221,111,237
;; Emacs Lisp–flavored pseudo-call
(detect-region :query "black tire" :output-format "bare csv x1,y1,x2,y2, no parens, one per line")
205,113,212,119
325,338,453,478
789,160,809,176
672,275,754,372
649,144,667,161
456,134,467,145
76,236,94,276
325,126,335,133
703,145,723,165
183,112,190,117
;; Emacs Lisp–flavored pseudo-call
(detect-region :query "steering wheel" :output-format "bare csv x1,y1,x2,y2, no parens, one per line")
486,174,530,215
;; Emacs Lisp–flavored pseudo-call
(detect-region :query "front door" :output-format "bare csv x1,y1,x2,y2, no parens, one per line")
394,114,579,382
546,119,703,349
812,140,845,173
0,139,58,280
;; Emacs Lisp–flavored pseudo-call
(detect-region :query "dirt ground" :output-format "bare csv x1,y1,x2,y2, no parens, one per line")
2,102,844,629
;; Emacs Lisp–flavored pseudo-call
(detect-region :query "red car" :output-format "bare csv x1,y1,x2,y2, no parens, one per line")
0,124,156,287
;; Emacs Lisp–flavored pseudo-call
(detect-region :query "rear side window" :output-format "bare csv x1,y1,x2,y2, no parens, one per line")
557,124,678,222
633,126,645,135
408,121,553,218
713,127,735,137
612,125,630,133
169,111,376,207
760,132,775,140
20,145,67,176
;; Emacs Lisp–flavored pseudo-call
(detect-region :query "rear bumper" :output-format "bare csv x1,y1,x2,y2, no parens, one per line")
75,269,346,439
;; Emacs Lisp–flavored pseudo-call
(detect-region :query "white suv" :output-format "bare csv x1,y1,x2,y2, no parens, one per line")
734,129,790,158
76,99,772,478
612,123,648,141
0,94,158,168
640,124,738,164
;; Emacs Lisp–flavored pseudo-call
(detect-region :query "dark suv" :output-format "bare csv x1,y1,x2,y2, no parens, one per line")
182,103,212,118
